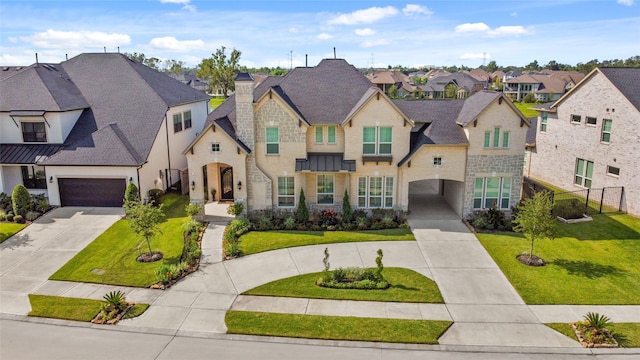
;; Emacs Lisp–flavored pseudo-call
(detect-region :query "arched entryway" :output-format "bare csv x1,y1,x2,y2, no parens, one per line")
408,179,464,219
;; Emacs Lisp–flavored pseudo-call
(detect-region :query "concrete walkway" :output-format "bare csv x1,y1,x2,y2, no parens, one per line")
2,204,640,351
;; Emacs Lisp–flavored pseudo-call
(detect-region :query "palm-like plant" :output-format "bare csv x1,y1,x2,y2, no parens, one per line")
103,290,127,311
584,312,611,332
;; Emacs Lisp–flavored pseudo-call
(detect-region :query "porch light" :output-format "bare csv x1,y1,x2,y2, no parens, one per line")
49,176,53,183
237,181,242,191
191,181,195,191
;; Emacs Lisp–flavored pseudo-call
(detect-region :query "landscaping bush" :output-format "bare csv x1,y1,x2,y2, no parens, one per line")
523,92,537,103
0,192,12,213
316,248,389,290
296,189,309,223
13,215,25,224
283,216,296,230
227,201,244,216
185,203,201,218
147,189,163,206
257,217,273,231
553,199,586,220
124,182,141,214
469,207,511,231
341,189,353,224
0,210,5,221
25,211,40,222
320,209,337,227
11,184,30,217
5,213,14,222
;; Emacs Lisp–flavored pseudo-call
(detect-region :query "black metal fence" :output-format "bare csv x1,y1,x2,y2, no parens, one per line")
522,177,626,215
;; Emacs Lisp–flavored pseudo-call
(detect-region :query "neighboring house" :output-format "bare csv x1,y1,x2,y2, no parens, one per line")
366,70,417,97
527,67,640,217
421,72,485,99
503,71,585,102
167,72,211,93
0,53,210,206
184,59,529,218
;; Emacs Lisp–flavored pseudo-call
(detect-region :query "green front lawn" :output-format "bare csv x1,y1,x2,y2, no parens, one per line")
239,228,414,255
225,311,452,344
0,222,26,243
210,97,225,109
546,322,640,348
244,267,443,303
514,101,539,118
50,194,190,287
28,294,148,322
478,213,640,304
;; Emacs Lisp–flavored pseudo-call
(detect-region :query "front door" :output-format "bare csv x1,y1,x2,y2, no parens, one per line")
220,167,234,201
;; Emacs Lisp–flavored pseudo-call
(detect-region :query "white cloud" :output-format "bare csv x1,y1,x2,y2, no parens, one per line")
355,28,375,36
402,4,432,16
460,53,491,60
455,22,491,33
289,27,299,33
328,6,398,25
361,39,390,48
510,12,518,16
148,36,204,51
20,30,130,49
7,37,18,43
159,0,195,11
317,33,333,40
617,0,634,5
487,26,532,37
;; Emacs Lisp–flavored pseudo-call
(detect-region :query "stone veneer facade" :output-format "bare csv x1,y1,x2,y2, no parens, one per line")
463,154,525,217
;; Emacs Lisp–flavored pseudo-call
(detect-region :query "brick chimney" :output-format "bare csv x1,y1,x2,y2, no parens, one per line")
234,72,255,147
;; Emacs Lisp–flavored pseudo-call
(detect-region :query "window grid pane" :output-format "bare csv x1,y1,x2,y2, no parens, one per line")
358,177,367,207
266,127,279,154
384,177,393,208
327,126,336,143
183,111,192,129
315,126,323,143
317,175,334,204
278,176,295,207
484,132,491,148
378,127,392,154
601,119,612,143
493,128,500,148
363,127,376,154
173,114,182,132
502,132,509,148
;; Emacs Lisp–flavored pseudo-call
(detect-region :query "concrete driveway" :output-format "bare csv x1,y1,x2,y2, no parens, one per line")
0,207,123,315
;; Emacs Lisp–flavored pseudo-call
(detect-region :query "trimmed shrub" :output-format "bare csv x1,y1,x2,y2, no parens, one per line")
11,184,30,217
25,211,40,222
147,189,163,206
185,203,201,218
296,189,309,224
5,213,14,222
13,215,25,224
283,216,296,230
123,182,140,214
227,202,244,216
341,189,353,224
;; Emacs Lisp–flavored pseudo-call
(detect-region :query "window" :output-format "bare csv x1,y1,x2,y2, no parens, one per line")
540,112,548,132
607,165,620,177
363,126,392,155
601,119,612,143
173,114,183,133
266,127,279,154
433,156,442,166
484,132,491,148
183,111,192,129
211,143,220,152
586,116,597,126
502,132,510,148
317,174,334,204
358,176,394,208
278,176,295,207
571,114,581,124
493,127,500,148
21,122,46,142
574,158,594,188
315,126,323,143
327,126,336,144
21,166,47,189
473,177,511,209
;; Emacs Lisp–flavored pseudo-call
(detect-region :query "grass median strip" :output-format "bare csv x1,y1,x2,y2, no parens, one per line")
226,310,451,344
477,213,640,305
239,228,414,255
243,267,443,303
50,194,189,287
28,294,149,322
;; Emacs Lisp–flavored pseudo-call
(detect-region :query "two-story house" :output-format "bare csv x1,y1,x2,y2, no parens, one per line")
503,71,585,102
0,53,210,206
420,72,486,99
527,67,640,217
184,59,529,218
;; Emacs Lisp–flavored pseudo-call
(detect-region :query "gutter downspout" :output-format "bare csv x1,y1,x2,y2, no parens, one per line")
163,108,171,190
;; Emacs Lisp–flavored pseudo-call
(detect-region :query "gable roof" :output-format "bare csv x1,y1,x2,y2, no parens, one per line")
29,53,210,166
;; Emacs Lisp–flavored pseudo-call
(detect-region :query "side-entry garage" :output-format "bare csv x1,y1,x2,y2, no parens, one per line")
58,178,126,207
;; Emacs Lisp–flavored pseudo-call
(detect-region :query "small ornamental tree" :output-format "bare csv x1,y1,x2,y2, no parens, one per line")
342,189,353,224
11,184,30,217
123,182,140,215
375,249,384,281
127,203,165,259
512,191,556,264
296,189,309,224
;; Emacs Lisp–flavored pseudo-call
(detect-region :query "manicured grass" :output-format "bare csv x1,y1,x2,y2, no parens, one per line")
50,194,190,287
477,213,640,304
225,310,452,344
0,222,26,243
210,97,225,109
239,228,414,255
28,294,149,322
243,267,443,303
546,322,640,348
513,101,539,118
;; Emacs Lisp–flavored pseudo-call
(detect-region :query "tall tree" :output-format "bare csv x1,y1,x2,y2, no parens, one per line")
127,203,165,258
123,52,160,70
164,59,187,74
485,60,498,73
197,46,242,98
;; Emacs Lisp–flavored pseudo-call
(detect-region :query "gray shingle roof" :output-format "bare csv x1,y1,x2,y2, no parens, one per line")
0,64,88,111
599,67,640,112
34,53,209,166
456,90,502,126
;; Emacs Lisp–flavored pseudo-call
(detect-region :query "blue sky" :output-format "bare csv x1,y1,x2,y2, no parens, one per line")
1,0,638,69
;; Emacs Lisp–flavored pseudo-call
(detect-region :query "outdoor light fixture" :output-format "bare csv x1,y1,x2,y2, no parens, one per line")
191,181,195,191
49,176,53,183
237,181,242,191
129,177,133,182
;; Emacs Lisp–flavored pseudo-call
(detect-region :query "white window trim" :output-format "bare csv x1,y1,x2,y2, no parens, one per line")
606,165,620,178
357,176,394,209
327,125,336,144
315,126,323,144
601,119,612,144
211,143,220,153
586,116,597,126
574,158,594,188
363,126,392,155
571,114,582,124
316,174,334,205
277,176,295,207
473,177,511,210
266,127,279,155
433,156,443,167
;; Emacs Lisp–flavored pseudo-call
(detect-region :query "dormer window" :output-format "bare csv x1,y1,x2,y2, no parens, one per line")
22,122,46,142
